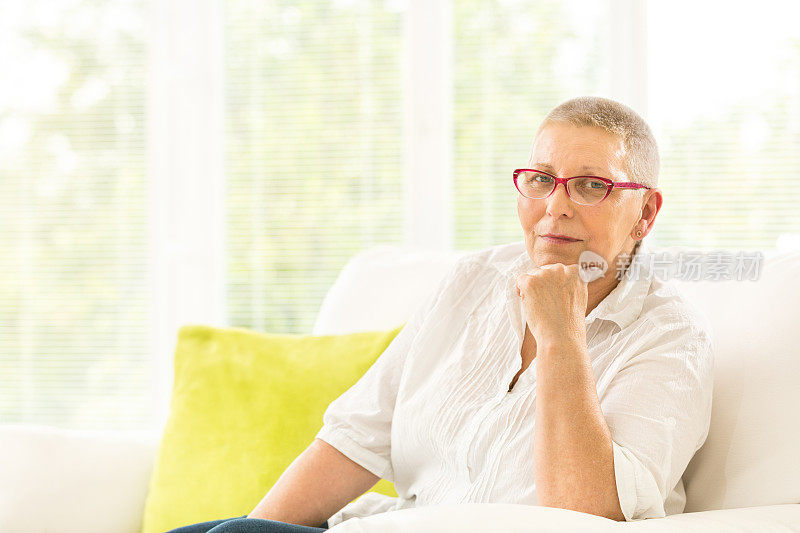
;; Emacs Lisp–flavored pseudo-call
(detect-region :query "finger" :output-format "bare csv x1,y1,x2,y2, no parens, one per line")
539,262,566,270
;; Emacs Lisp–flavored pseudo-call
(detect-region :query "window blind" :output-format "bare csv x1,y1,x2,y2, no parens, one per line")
5,0,798,432
224,0,406,335
453,0,800,253
646,0,800,250
0,0,151,429
452,0,610,250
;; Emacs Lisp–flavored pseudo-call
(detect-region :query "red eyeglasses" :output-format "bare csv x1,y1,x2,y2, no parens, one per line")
513,168,650,206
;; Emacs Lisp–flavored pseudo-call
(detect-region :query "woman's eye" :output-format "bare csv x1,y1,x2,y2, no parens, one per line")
532,174,552,183
580,179,605,189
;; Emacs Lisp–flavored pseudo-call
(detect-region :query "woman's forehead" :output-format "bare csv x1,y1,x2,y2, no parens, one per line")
533,123,624,153
529,124,629,176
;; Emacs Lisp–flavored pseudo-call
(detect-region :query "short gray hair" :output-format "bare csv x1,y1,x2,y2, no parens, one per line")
533,96,660,189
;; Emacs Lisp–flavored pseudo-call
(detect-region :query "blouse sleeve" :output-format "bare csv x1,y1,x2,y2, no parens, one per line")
601,317,715,521
314,258,464,482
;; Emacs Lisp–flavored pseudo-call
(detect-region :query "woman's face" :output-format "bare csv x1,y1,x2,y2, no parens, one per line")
517,123,653,271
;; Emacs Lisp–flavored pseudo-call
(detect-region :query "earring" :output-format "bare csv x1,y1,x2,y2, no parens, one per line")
636,230,642,238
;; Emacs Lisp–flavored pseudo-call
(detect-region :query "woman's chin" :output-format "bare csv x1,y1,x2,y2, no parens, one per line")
533,242,582,262
533,254,579,268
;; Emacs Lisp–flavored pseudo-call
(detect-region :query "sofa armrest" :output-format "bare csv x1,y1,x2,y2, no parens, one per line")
0,423,160,533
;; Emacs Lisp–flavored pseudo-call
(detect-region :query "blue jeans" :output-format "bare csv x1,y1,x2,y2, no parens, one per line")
164,514,329,533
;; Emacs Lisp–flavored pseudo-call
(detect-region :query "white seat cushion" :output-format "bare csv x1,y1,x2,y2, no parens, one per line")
326,501,800,532
327,502,620,532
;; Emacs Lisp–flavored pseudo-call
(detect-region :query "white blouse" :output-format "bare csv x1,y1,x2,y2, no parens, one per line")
315,239,715,526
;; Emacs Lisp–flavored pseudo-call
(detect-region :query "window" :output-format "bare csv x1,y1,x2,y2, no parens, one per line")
0,0,150,429
224,1,406,335
2,0,798,431
646,0,800,250
453,0,609,249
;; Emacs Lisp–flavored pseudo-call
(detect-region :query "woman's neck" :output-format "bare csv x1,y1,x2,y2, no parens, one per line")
585,246,637,316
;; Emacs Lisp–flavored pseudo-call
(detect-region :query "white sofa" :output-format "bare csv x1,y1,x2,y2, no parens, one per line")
2,243,799,533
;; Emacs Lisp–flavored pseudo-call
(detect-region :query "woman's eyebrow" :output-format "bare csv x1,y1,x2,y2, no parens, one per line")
530,162,607,174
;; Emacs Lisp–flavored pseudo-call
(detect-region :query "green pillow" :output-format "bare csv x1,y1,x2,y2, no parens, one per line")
141,323,404,533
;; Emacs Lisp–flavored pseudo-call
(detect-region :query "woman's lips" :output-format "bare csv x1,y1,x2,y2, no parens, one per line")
540,235,581,244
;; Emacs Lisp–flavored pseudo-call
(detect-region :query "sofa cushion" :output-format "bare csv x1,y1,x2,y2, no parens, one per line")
326,502,620,532
140,324,403,533
324,501,800,533
313,245,467,335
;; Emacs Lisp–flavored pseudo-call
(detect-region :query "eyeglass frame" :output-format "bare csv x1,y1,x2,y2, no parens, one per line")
513,168,651,206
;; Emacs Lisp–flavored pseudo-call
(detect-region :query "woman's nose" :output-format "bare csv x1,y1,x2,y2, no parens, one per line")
545,182,575,217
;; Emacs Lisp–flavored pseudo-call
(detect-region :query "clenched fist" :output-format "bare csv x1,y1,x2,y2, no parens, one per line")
515,262,588,345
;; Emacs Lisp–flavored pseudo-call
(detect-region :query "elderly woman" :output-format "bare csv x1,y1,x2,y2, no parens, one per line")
168,96,714,533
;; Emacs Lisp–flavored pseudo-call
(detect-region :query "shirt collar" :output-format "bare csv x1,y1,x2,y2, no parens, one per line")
585,240,653,329
504,240,653,337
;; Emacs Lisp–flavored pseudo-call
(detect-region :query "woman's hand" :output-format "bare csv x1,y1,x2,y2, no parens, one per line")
516,263,588,345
